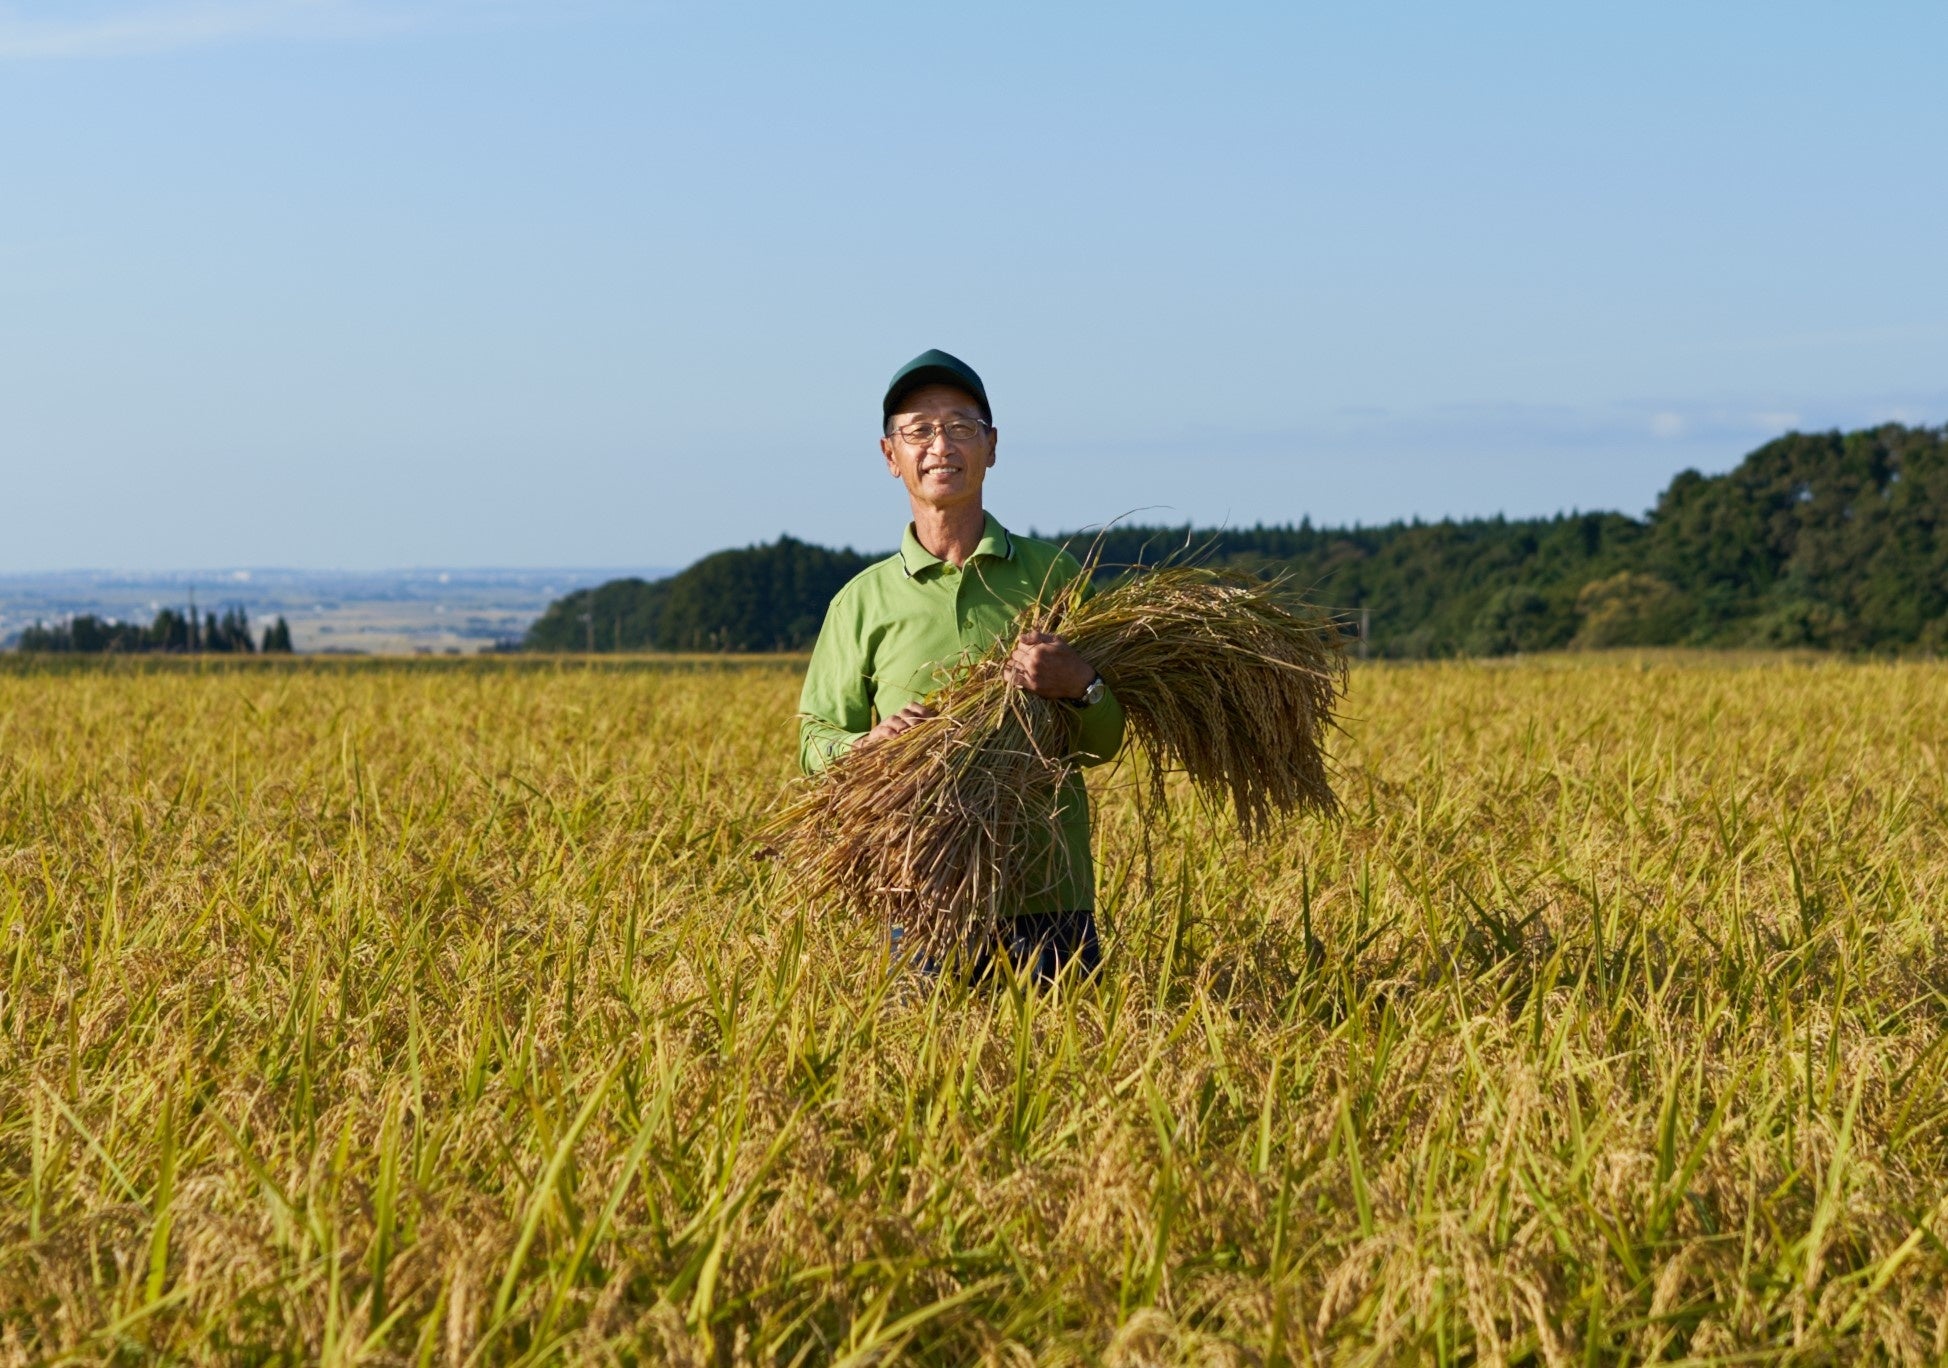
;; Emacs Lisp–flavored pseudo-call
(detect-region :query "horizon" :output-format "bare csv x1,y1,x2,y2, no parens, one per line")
9,413,1941,578
0,564,671,579
11,421,1940,654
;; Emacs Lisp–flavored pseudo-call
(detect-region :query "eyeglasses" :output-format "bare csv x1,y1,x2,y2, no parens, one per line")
890,419,992,447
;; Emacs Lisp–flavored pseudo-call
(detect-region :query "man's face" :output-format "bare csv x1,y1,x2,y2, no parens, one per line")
880,384,997,510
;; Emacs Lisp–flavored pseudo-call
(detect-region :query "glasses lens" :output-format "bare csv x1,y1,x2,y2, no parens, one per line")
897,421,984,444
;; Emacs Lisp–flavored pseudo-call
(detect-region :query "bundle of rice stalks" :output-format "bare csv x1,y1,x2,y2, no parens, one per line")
770,565,1348,961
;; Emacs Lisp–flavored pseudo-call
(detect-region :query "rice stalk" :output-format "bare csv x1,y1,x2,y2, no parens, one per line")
770,565,1349,959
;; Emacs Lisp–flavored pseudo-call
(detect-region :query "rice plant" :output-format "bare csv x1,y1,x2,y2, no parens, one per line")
2,653,1946,1364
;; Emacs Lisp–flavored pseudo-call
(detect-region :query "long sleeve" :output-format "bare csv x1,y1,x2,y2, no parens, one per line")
797,589,872,775
1072,684,1125,767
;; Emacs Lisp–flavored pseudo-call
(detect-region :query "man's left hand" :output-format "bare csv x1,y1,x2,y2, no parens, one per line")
1004,630,1097,700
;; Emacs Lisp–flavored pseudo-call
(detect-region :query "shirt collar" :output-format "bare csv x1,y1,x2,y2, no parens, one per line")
898,512,1016,578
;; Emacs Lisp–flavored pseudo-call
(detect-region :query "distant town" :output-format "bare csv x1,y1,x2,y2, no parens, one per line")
0,567,668,655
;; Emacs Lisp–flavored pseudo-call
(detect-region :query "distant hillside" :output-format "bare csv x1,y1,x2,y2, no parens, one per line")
528,423,1947,656
525,536,877,652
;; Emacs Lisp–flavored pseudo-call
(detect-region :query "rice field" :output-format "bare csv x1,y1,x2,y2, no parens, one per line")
3,654,1946,1364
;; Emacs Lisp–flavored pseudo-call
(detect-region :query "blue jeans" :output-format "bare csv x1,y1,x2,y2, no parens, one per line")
892,909,1102,985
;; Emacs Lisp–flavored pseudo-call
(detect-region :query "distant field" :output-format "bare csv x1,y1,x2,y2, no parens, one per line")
3,655,1945,1362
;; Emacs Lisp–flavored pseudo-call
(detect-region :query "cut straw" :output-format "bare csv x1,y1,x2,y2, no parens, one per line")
770,561,1349,962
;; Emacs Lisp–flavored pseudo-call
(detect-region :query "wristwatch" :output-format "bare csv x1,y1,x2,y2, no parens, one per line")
1072,673,1106,708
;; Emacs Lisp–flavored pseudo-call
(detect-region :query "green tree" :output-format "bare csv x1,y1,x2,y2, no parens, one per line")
1572,573,1688,648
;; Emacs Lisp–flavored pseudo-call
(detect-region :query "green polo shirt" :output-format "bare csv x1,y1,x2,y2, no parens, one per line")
798,512,1126,918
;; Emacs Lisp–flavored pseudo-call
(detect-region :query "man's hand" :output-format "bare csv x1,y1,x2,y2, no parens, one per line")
1004,630,1097,700
860,702,936,749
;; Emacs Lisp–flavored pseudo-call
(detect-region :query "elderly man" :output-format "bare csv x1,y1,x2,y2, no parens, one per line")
798,349,1125,980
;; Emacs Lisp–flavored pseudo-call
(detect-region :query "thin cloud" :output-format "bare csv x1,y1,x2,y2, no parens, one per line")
0,0,460,58
1054,393,1946,465
1685,322,1948,357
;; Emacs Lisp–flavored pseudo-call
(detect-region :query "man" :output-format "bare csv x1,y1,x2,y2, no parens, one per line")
798,349,1125,980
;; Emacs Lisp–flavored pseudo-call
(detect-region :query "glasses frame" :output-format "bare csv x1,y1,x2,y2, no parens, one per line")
889,418,994,448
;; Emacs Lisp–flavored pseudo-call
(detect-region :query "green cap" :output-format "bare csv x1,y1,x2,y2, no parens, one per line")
882,348,991,425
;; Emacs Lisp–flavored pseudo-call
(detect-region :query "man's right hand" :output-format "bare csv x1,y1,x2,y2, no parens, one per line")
861,702,936,749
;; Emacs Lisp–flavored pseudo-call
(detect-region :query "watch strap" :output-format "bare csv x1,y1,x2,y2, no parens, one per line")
1061,673,1105,709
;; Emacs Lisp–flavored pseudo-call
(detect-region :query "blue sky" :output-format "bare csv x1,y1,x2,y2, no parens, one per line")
1,0,1943,571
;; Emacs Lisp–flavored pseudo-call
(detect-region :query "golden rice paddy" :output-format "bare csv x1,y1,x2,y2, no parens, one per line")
3,654,1945,1364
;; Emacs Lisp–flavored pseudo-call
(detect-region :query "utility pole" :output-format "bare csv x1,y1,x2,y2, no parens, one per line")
1358,605,1370,660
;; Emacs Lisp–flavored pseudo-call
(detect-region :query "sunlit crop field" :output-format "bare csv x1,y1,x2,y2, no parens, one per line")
4,655,1946,1364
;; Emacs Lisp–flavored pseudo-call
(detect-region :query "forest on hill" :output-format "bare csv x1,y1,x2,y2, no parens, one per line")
528,422,1945,656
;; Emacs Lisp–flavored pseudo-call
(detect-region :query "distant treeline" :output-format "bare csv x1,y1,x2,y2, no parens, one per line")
527,422,1946,656
18,606,295,654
